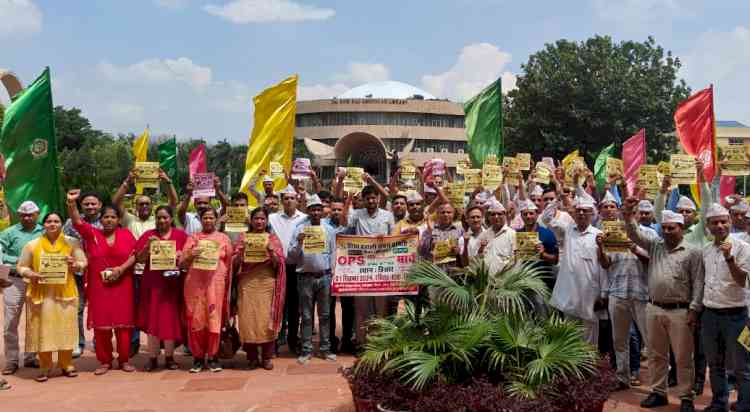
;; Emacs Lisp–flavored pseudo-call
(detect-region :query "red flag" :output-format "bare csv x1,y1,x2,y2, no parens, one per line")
188,144,207,178
720,176,736,200
622,129,646,195
674,85,717,182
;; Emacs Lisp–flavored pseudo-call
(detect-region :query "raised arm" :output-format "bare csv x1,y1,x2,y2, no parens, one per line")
177,181,193,227
310,168,323,194
112,169,136,215
66,189,83,226
622,196,657,252
364,173,389,209
160,169,179,210
214,175,230,211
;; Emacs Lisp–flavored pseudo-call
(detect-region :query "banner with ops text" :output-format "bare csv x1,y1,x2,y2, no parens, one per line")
332,234,419,296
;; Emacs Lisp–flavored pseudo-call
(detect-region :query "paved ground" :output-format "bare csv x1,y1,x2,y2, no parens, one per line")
0,304,738,412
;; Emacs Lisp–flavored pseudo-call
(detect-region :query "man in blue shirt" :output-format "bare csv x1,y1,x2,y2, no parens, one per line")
517,199,558,289
288,195,337,364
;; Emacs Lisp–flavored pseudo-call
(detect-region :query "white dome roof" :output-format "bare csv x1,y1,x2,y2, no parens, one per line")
337,81,436,100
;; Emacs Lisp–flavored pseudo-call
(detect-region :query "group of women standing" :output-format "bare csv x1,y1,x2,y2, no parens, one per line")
15,190,286,382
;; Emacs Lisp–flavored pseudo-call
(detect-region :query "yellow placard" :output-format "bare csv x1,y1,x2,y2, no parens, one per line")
269,161,284,179
344,167,365,194
445,182,466,210
456,157,472,175
670,154,696,185
225,206,248,233
516,153,531,171
463,169,482,193
400,162,416,182
515,232,540,261
39,253,68,284
607,158,624,180
738,326,750,352
638,165,659,199
602,221,630,253
302,225,327,254
503,157,522,186
193,239,220,270
149,240,177,271
719,144,750,176
484,154,499,165
243,233,269,263
433,238,456,264
482,164,503,190
134,161,160,189
533,163,551,185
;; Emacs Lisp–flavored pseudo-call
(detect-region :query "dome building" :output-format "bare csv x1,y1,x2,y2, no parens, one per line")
296,81,467,182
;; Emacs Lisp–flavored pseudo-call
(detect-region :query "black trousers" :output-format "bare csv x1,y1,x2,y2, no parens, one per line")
329,296,355,346
284,264,300,348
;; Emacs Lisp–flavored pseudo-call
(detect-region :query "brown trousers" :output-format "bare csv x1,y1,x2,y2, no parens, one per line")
646,303,694,400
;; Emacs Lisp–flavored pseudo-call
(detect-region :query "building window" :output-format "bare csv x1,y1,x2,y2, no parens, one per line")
414,147,422,152
728,137,744,144
457,148,464,154
440,148,449,153
426,147,434,153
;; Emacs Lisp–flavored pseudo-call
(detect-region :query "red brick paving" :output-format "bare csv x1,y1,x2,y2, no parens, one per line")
0,305,738,411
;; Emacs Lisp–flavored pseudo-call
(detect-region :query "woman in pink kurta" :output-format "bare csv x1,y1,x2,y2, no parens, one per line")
134,205,188,371
67,190,137,375
180,207,233,373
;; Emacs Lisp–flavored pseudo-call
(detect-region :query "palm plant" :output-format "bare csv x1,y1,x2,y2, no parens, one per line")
355,258,598,398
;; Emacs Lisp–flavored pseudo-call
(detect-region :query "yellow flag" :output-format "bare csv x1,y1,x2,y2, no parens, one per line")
562,150,579,170
133,127,150,194
240,75,298,207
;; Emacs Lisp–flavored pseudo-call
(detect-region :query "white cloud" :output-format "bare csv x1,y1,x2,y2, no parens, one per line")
421,43,516,101
681,26,750,124
96,57,212,90
0,0,42,38
298,83,349,100
154,0,189,9
334,62,390,84
590,0,697,36
204,0,335,23
105,102,146,126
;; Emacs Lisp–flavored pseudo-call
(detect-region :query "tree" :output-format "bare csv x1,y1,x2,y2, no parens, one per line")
54,106,109,150
505,36,691,163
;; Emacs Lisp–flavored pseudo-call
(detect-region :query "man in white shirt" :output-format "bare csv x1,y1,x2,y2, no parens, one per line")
701,203,750,412
543,194,606,345
478,200,516,275
177,176,229,235
268,185,308,354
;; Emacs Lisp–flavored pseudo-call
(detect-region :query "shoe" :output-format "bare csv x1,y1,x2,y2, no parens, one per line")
94,364,111,376
679,400,694,412
120,362,136,373
34,372,49,383
247,359,259,370
0,379,11,391
640,393,669,408
145,357,159,372
165,356,179,370
297,353,311,365
208,359,222,372
62,368,78,378
630,375,641,386
693,382,704,396
189,359,203,373
72,347,82,359
614,381,630,391
262,359,273,370
321,352,337,362
1,365,18,376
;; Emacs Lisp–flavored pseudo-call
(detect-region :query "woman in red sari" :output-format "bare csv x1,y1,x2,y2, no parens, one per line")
180,207,233,373
233,207,285,370
66,189,136,375
134,205,188,371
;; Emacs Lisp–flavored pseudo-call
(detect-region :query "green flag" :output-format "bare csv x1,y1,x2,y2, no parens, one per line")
464,79,502,166
0,68,62,219
158,136,178,185
594,143,615,193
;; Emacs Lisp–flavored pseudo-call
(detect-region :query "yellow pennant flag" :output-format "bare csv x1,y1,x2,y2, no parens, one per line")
133,127,150,194
240,75,298,207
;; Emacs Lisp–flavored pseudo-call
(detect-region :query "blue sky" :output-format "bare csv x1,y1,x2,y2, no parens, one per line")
2,0,749,144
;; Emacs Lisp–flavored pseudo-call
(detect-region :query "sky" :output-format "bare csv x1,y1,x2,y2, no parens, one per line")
1,0,749,144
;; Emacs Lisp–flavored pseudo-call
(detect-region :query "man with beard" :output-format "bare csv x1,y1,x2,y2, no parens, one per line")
324,196,355,354
264,193,280,214
477,200,515,275
177,176,229,235
113,168,178,239
392,191,426,236
622,197,703,412
390,192,407,224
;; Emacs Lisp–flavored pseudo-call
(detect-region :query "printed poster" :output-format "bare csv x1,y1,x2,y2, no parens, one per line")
719,145,750,176
193,239,219,270
533,163,551,185
243,233,269,263
515,232,540,261
302,225,327,254
150,240,177,271
134,162,160,189
516,153,531,171
456,157,472,175
602,221,631,253
291,158,312,180
225,207,248,233
463,169,482,193
482,164,503,190
332,234,419,296
269,161,285,179
193,173,216,198
444,182,465,210
343,167,365,194
503,157,522,186
739,326,750,352
400,161,416,182
638,165,659,199
607,158,624,181
670,154,696,185
39,253,67,284
433,239,457,265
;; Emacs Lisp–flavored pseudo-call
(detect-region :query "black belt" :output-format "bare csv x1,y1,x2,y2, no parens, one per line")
301,271,330,278
705,306,747,316
650,301,690,310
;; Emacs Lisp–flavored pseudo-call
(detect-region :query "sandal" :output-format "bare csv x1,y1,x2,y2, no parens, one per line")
1,365,18,375
120,362,136,373
0,379,10,390
165,356,179,370
35,372,49,382
62,368,78,378
94,364,111,375
145,358,158,372
262,359,274,370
